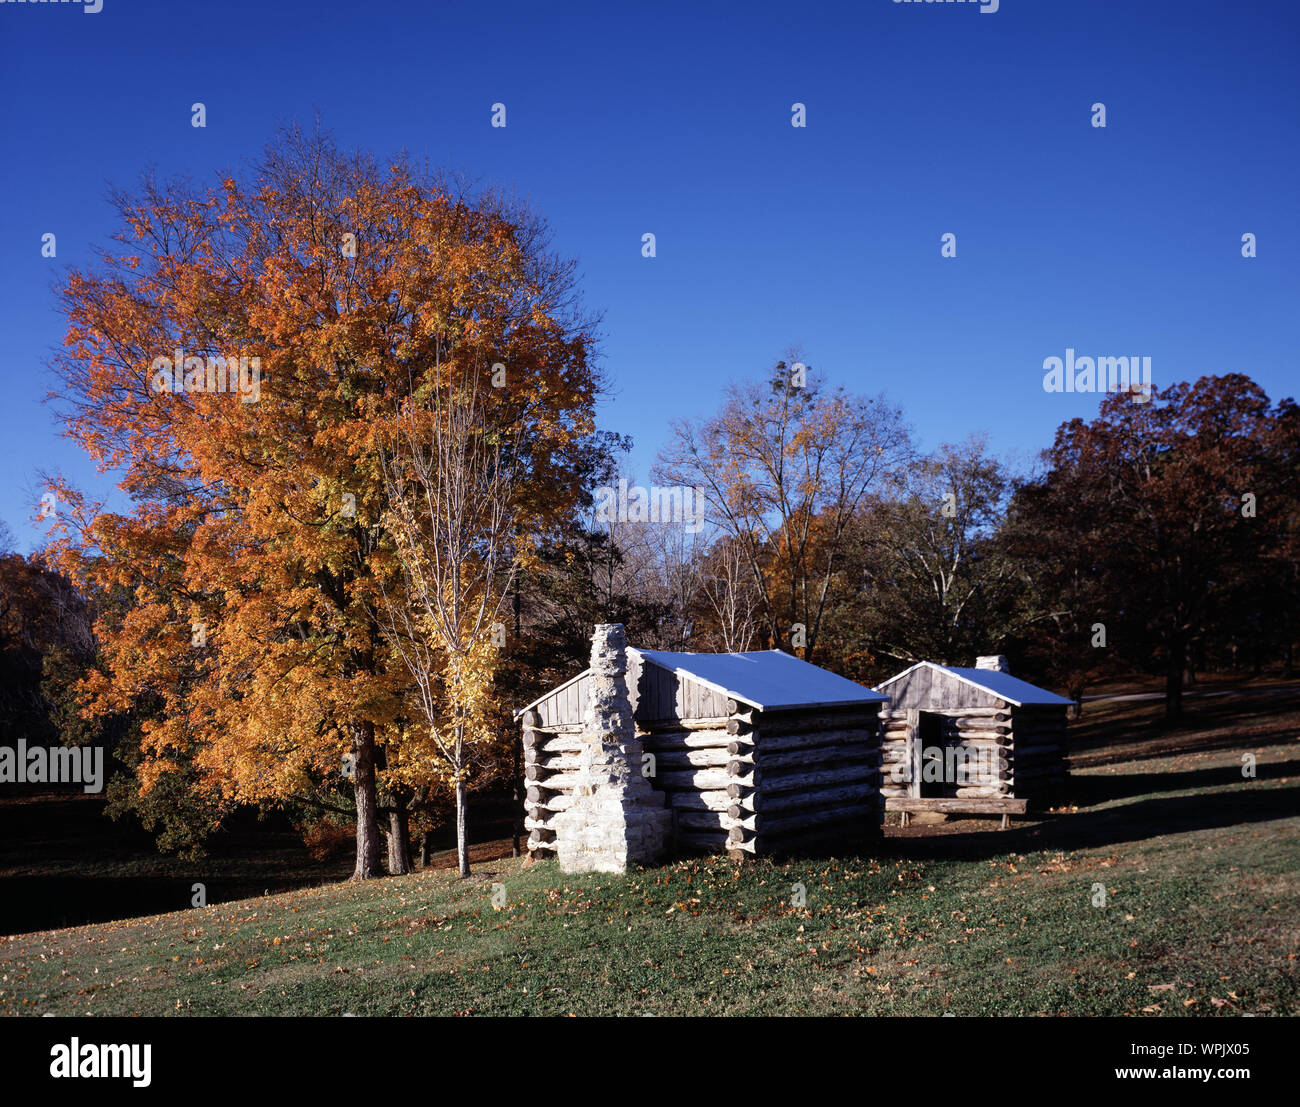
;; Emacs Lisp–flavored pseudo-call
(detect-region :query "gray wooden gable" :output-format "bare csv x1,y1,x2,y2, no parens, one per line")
517,652,732,727
875,663,1005,710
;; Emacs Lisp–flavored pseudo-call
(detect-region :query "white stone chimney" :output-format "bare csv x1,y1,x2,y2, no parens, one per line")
976,655,1010,673
555,624,672,874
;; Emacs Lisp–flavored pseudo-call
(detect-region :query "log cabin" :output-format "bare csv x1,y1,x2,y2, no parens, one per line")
873,656,1074,827
516,644,888,860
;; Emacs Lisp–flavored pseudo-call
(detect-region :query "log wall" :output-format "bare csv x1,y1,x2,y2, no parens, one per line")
879,702,1067,805
522,697,885,858
722,700,883,857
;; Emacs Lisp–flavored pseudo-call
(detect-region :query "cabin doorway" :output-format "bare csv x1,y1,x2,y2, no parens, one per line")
914,711,946,798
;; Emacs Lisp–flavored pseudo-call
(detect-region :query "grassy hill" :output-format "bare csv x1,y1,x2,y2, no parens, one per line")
3,689,1297,1017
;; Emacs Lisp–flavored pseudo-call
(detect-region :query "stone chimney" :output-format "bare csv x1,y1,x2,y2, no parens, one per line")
555,624,673,874
976,655,1010,673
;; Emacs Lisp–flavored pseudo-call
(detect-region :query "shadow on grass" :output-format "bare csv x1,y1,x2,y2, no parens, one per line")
886,780,1300,863
1067,754,1300,806
1068,691,1300,760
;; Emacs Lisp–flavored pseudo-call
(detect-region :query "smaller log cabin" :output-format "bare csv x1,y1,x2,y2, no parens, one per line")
874,657,1074,826
516,648,888,859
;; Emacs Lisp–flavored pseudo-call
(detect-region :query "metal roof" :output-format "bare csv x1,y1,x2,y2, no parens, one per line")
514,648,887,718
875,661,1074,707
631,648,888,712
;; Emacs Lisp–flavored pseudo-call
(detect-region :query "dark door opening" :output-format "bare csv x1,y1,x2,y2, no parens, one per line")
916,711,948,798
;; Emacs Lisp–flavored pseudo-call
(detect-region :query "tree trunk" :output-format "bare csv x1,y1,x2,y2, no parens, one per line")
1164,644,1185,722
387,807,413,875
351,721,382,880
419,830,431,868
455,775,470,877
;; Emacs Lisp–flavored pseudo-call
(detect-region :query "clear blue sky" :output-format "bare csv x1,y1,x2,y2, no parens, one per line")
1,0,1297,554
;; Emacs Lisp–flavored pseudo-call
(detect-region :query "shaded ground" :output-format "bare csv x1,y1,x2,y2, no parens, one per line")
0,789,521,935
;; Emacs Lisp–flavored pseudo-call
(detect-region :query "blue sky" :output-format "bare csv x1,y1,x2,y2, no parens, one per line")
1,0,1297,554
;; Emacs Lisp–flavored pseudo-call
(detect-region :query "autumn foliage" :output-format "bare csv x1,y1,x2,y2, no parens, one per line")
47,128,601,877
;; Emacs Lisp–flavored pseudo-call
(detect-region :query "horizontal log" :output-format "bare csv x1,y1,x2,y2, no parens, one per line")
524,733,585,754
650,748,734,771
754,712,877,738
884,703,1010,718
677,830,731,852
886,796,1026,813
640,716,733,732
731,782,875,821
759,764,877,796
658,768,737,792
526,793,574,813
753,729,876,755
943,725,1011,738
524,750,584,772
676,810,729,831
524,767,582,789
640,729,734,750
1012,734,1066,748
524,815,561,831
526,783,575,803
522,723,584,740
752,745,878,774
665,789,732,812
760,803,877,837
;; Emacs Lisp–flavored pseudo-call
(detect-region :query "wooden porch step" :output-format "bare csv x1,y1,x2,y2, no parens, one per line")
886,796,1028,829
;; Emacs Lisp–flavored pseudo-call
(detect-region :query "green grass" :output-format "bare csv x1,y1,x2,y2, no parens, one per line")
3,703,1298,1017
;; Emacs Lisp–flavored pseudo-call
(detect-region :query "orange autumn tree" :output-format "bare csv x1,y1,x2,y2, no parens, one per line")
48,126,601,878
